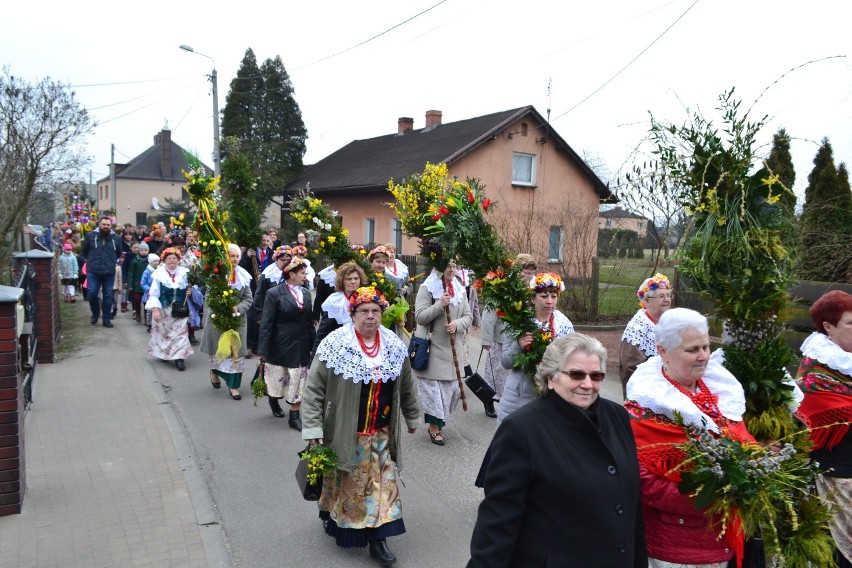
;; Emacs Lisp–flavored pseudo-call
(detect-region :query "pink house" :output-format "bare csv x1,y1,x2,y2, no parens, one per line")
284,106,614,276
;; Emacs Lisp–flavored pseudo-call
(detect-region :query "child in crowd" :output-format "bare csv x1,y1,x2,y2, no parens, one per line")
140,253,159,332
111,254,125,319
128,242,150,322
57,244,79,302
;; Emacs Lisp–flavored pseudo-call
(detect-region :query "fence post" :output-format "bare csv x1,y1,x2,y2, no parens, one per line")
13,250,58,364
0,285,25,516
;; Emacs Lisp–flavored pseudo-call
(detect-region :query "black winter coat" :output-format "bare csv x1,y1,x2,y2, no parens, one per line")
469,393,647,568
256,284,315,368
82,230,122,275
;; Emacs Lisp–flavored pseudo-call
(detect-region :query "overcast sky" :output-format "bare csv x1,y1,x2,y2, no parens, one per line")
4,0,850,205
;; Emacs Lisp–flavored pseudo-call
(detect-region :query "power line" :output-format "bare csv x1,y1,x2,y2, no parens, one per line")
551,0,699,122
292,0,448,70
71,76,187,88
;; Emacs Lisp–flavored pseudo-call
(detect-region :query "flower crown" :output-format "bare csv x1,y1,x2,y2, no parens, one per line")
348,286,389,314
350,244,367,255
291,245,308,257
272,245,292,260
284,258,308,274
530,272,565,293
159,247,182,261
368,245,391,259
637,273,671,308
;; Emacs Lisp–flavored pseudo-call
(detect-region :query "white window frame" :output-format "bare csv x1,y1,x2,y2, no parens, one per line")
512,152,536,186
391,218,402,251
548,226,564,263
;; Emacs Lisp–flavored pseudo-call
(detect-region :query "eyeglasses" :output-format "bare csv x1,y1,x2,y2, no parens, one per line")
560,370,606,382
647,292,672,300
354,308,382,316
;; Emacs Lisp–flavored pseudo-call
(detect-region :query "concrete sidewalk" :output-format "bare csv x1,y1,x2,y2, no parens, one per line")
0,303,231,568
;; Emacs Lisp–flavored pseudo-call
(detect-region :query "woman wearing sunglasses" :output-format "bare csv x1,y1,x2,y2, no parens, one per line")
469,334,646,567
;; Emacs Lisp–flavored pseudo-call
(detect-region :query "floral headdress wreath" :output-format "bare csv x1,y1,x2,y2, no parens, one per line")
272,245,293,260
637,273,671,309
368,245,391,260
283,257,308,275
291,245,308,257
350,244,367,255
348,286,390,314
530,272,565,293
159,246,182,261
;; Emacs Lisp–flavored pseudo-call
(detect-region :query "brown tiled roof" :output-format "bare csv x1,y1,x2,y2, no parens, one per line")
599,207,645,219
96,134,211,183
286,106,613,201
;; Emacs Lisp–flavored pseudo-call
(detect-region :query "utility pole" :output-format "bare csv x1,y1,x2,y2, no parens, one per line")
110,144,116,214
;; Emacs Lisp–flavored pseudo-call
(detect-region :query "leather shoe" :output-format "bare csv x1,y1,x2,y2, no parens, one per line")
269,397,285,418
484,400,497,418
230,389,241,400
91,316,98,325
369,539,397,566
288,410,302,431
102,321,113,328
210,373,221,389
175,359,185,371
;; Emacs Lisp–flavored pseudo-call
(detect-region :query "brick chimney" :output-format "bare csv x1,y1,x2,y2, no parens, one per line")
425,110,442,129
397,117,414,134
158,128,172,177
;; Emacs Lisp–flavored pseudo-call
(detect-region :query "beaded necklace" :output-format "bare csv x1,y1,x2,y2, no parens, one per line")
662,368,721,420
355,328,380,358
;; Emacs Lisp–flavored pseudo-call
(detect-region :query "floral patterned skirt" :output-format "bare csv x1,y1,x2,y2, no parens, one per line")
817,474,852,563
416,377,459,421
148,311,193,361
263,363,306,404
318,428,405,548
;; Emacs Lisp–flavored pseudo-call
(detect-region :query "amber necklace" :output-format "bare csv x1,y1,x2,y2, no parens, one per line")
355,329,380,358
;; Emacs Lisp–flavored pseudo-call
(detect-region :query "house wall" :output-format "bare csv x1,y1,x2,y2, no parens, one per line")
598,215,648,237
97,179,186,226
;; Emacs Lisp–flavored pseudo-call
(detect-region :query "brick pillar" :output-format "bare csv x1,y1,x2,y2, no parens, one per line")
0,285,24,516
14,250,59,364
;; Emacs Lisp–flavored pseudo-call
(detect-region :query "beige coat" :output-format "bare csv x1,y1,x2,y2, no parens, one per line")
413,284,472,382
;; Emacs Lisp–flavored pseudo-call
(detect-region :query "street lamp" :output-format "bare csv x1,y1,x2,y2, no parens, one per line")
179,44,221,177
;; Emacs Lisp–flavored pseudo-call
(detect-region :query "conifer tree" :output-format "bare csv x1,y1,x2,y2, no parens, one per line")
765,128,796,213
798,138,852,281
221,49,263,150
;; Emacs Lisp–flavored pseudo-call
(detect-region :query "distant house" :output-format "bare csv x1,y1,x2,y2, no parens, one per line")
598,207,648,238
284,106,615,276
96,127,211,227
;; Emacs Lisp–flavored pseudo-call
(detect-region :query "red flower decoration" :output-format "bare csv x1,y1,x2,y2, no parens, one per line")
438,205,450,216
467,190,475,204
213,267,219,273
431,214,441,221
482,198,492,211
496,309,506,317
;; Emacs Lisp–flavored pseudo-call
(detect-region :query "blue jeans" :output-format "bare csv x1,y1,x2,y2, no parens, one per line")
87,272,115,322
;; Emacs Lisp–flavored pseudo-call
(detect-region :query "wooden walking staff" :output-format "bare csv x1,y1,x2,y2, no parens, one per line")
443,280,468,412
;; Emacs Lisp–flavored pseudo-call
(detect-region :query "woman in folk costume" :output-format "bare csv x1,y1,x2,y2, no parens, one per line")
302,286,420,567
313,262,338,324
291,245,315,290
145,247,193,371
382,243,409,294
256,257,315,430
200,243,254,400
413,260,473,446
311,261,368,361
625,308,755,567
619,273,673,396
496,272,575,424
795,290,852,567
246,245,292,357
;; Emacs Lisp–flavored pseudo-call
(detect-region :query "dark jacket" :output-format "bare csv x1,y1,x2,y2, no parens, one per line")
468,393,646,568
256,284,315,368
82,230,122,275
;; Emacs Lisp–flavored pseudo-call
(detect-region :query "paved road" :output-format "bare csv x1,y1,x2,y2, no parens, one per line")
133,317,625,567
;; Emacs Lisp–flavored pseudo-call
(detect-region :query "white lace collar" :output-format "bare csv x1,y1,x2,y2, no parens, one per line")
260,263,283,283
315,323,407,384
318,265,336,286
229,265,253,290
385,259,409,280
151,265,189,287
801,332,852,376
626,351,746,433
322,292,352,325
533,310,574,337
621,309,658,357
423,270,463,306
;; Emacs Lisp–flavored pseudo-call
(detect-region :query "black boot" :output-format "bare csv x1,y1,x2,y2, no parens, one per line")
483,399,497,418
288,409,302,431
464,364,473,377
268,396,285,418
188,331,198,345
369,539,397,566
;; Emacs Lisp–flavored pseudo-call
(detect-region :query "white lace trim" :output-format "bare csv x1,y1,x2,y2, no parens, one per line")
535,310,574,337
322,292,352,325
626,353,746,433
621,309,658,357
713,347,803,411
260,263,283,283
151,265,189,288
423,270,463,306
801,332,852,376
318,265,336,286
385,259,409,281
229,265,253,290
315,323,407,384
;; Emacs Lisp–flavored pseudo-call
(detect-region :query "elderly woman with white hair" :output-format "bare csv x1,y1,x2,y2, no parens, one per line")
469,334,646,567
625,307,755,567
200,243,254,400
619,273,673,396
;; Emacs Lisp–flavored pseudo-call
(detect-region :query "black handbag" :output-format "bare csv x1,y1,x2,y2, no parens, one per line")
464,349,496,404
171,294,189,318
409,335,431,370
296,446,323,501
